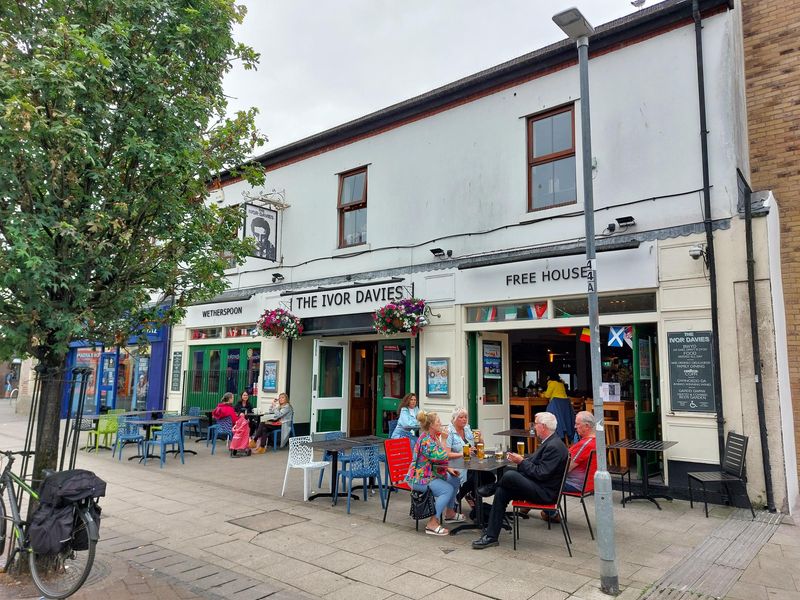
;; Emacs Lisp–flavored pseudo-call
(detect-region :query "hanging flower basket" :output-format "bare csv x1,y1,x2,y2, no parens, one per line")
256,308,303,340
373,298,430,336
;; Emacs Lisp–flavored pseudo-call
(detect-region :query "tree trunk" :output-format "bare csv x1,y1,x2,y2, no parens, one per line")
31,352,69,491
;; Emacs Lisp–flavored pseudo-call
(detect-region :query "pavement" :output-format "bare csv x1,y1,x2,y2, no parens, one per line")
0,401,798,600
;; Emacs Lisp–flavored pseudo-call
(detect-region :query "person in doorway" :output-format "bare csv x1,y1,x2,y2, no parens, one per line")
405,410,463,536
542,372,575,442
234,391,254,415
472,412,568,550
251,393,293,453
391,393,419,442
541,410,597,522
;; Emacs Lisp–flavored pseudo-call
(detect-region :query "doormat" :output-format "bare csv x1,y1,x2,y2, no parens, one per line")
229,510,308,533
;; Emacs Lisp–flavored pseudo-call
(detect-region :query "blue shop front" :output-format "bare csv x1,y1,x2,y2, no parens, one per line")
61,324,170,417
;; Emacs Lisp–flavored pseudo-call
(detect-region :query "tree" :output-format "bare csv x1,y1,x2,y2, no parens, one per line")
0,0,265,481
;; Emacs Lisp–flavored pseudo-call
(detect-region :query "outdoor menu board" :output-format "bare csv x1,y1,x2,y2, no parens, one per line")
668,331,715,412
170,351,183,392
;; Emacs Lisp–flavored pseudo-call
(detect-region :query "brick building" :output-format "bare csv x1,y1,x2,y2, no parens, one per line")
743,0,800,484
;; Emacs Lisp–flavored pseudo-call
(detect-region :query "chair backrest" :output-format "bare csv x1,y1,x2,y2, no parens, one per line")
216,416,233,435
324,431,345,441
384,438,413,485
74,418,93,431
188,406,201,417
722,432,749,478
553,455,573,507
347,445,380,477
98,415,118,434
108,408,125,414
119,418,142,437
287,435,313,466
388,419,398,436
579,450,596,494
158,422,182,444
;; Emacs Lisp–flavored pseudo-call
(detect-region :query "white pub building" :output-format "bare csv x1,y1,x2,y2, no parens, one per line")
167,0,797,512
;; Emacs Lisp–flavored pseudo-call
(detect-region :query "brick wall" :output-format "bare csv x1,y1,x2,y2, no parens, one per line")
742,0,800,476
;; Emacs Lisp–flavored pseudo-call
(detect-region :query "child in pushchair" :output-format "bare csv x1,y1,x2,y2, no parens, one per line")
230,413,252,457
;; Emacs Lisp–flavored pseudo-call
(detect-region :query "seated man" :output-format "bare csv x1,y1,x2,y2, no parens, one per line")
542,410,597,522
472,411,568,549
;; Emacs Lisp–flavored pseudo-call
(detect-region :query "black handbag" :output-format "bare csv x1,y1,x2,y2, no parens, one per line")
409,488,436,520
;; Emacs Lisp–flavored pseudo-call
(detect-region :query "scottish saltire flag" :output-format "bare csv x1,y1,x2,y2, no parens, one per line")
608,326,626,347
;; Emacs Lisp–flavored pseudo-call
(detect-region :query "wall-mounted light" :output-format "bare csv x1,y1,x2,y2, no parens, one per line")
430,248,453,258
615,216,636,227
689,244,708,266
272,273,284,283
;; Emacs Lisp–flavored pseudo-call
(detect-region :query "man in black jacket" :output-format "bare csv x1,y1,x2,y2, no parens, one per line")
472,411,568,549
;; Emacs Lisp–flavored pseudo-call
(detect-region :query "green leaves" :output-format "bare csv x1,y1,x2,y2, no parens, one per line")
0,0,264,361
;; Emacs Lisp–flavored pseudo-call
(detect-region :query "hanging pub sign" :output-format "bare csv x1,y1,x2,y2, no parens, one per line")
668,331,715,412
243,203,278,261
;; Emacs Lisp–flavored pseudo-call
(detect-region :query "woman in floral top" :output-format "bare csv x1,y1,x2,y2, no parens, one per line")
405,411,463,535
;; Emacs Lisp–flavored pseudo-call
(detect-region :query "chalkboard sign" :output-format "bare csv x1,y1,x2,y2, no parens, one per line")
170,351,183,392
668,331,715,412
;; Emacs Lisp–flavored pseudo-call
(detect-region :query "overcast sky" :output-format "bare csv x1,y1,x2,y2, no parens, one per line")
224,1,645,152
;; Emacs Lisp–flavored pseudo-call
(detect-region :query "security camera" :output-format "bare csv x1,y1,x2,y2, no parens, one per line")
688,245,704,260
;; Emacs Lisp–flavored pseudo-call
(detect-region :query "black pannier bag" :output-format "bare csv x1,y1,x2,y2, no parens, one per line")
38,469,106,507
72,500,102,551
28,504,75,555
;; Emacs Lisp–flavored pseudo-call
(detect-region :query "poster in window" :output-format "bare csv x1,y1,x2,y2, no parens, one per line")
243,203,278,261
483,342,502,380
639,338,651,380
426,358,449,397
262,360,278,393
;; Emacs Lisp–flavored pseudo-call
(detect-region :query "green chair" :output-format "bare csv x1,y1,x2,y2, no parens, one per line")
87,415,118,453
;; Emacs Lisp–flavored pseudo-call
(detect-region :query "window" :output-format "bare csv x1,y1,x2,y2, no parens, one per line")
527,106,576,211
338,167,367,247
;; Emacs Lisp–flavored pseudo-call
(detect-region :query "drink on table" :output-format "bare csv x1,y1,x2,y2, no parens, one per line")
517,441,526,455
462,444,471,460
476,442,485,459
473,429,481,443
494,446,504,460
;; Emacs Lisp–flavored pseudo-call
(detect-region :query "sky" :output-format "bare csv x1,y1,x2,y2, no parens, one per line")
223,1,646,153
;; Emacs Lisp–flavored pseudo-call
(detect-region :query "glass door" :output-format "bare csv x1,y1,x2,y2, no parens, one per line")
311,340,349,433
633,325,661,476
477,333,509,450
376,339,410,437
97,351,118,411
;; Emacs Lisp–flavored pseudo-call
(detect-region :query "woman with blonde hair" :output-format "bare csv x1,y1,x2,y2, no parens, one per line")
405,410,463,535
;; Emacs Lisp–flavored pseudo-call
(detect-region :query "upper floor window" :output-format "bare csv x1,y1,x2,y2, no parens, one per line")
338,167,367,248
527,105,576,211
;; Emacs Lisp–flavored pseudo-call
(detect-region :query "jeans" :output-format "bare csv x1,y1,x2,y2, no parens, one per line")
411,474,460,519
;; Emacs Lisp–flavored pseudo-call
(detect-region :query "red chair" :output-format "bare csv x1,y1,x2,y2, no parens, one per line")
511,456,572,556
561,450,596,540
382,438,417,528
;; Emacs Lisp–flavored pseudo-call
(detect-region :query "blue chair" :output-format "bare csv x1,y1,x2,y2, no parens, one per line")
388,419,398,438
113,417,144,461
184,406,204,439
208,417,233,455
272,422,295,451
339,445,385,514
317,431,346,488
143,422,184,468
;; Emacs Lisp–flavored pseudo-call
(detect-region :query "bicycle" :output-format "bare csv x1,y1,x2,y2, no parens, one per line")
0,450,98,599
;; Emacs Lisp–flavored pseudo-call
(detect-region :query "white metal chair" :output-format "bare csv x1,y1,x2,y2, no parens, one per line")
281,435,330,501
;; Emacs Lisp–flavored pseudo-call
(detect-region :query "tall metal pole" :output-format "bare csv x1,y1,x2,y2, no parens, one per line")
578,34,620,595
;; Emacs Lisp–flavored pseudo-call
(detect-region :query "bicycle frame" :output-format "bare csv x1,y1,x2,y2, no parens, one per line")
0,456,39,563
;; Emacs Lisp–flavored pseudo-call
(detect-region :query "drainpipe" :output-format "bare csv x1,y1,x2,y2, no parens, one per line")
693,0,726,465
744,187,776,512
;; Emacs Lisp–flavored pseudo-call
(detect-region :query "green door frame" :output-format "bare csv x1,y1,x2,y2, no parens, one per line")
185,342,260,410
467,332,478,429
375,338,411,437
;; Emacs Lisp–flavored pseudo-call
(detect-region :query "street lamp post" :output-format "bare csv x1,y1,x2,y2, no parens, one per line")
553,7,619,595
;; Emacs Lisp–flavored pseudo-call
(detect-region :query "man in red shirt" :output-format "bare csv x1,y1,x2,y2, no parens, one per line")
542,410,596,522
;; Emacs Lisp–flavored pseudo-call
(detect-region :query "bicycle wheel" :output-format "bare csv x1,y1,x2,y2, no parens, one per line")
0,496,6,555
29,506,96,599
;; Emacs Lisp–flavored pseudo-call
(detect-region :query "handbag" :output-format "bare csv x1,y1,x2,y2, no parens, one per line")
409,488,436,520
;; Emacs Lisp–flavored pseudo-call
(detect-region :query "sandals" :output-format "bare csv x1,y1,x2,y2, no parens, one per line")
444,513,466,523
425,525,449,536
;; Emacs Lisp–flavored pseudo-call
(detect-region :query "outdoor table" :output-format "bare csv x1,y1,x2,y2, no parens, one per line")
494,428,538,454
307,438,360,505
607,439,677,509
77,410,156,451
127,416,196,461
447,455,513,536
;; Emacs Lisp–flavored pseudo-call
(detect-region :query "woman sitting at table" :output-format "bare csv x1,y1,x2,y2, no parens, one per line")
391,393,419,442
234,391,254,415
251,393,293,453
212,392,237,422
405,410,463,536
442,407,492,510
